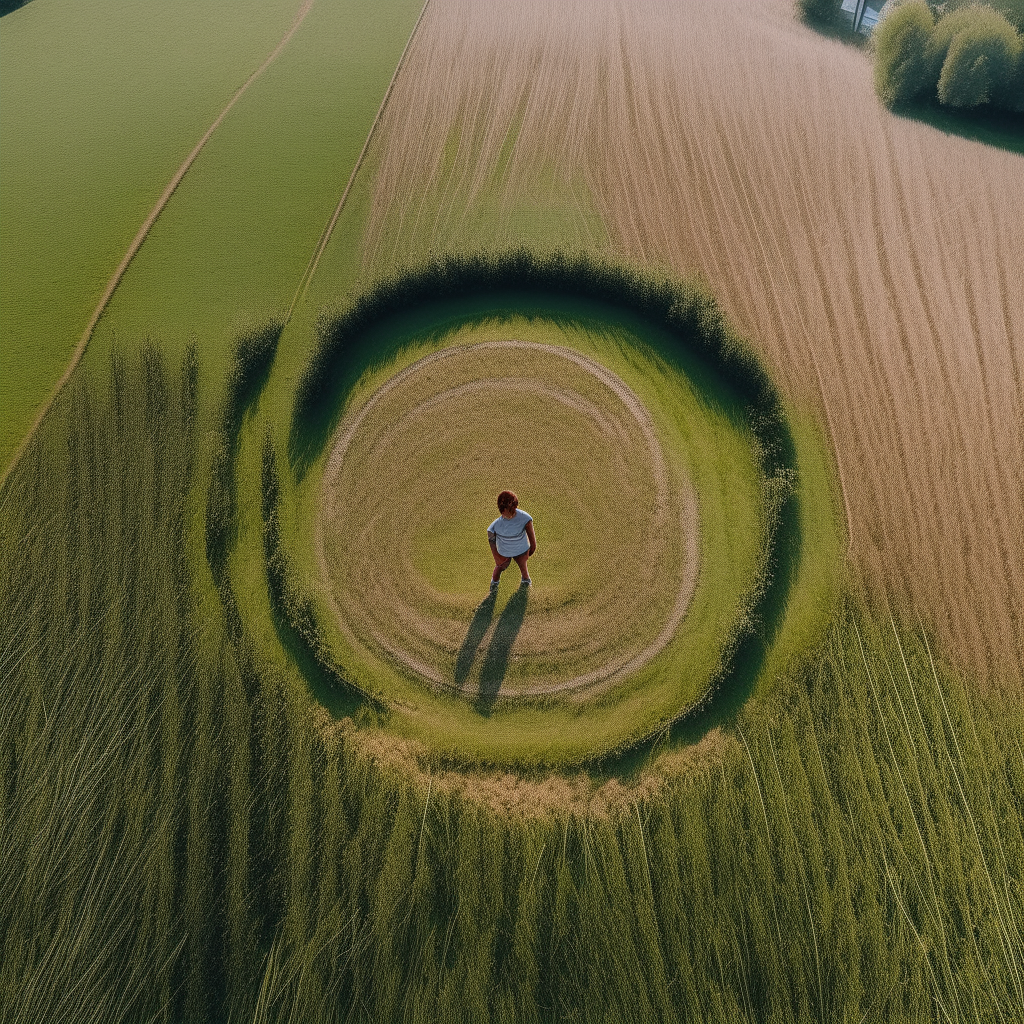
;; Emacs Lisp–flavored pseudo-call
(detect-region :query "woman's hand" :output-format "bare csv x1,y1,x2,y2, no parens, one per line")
489,535,503,564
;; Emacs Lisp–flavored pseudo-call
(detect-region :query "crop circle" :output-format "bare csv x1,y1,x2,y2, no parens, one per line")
282,254,802,767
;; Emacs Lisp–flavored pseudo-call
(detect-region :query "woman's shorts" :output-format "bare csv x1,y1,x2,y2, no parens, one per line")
496,550,529,563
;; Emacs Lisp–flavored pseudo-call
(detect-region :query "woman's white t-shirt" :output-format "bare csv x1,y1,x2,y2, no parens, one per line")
488,509,533,557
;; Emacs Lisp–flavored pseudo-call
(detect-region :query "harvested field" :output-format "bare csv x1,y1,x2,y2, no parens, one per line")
363,0,1024,681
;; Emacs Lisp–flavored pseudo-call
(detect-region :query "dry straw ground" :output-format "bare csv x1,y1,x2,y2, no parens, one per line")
363,0,1024,682
318,340,697,698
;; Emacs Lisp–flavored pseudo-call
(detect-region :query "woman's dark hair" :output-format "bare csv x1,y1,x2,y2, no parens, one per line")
497,490,518,513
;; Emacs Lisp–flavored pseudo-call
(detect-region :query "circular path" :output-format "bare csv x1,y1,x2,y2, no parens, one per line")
317,340,700,699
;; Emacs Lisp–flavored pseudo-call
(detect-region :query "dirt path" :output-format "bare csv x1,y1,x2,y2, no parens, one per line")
0,0,315,491
317,339,701,697
287,0,434,320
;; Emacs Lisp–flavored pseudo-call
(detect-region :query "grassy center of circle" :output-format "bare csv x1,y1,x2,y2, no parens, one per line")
317,341,698,697
288,299,778,767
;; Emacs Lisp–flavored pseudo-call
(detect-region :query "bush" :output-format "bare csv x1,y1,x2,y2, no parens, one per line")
927,5,1021,107
874,0,937,107
1000,0,1024,30
1010,42,1024,108
940,14,1021,104
797,0,841,26
874,2,1024,111
947,0,1024,32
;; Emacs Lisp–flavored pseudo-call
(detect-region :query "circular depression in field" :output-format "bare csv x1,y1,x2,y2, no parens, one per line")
273,251,825,767
317,340,700,698
286,289,783,766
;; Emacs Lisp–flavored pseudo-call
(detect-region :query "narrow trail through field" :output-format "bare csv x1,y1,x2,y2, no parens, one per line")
363,0,1024,680
287,0,433,319
0,0,315,491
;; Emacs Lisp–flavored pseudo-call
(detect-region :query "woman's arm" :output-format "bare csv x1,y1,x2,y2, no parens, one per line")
525,520,537,556
488,530,501,563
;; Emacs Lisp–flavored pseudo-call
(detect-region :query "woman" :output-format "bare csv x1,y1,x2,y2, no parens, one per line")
487,490,537,589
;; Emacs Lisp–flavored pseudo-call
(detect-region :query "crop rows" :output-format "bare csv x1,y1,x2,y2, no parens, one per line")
1,355,1021,1021
363,0,1024,682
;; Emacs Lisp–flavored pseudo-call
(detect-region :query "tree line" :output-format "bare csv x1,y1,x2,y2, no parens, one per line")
798,0,1023,112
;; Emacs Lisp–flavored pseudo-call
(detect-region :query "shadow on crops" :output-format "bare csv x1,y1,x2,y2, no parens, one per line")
454,591,497,688
206,320,283,586
260,432,375,717
0,0,34,16
288,294,752,483
267,588,363,719
609,423,804,777
802,12,869,47
893,101,1024,157
476,586,530,715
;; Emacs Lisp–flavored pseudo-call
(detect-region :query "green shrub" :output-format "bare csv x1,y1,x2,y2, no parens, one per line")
927,4,988,78
1010,41,1024,107
797,0,841,26
932,4,1022,107
998,0,1024,30
874,0,937,107
942,0,1024,32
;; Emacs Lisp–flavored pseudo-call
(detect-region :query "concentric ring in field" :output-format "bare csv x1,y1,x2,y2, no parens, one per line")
317,340,699,698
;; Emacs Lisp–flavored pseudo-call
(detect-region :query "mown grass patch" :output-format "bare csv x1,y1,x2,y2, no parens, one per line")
237,253,845,766
91,0,425,392
317,340,695,693
0,0,305,472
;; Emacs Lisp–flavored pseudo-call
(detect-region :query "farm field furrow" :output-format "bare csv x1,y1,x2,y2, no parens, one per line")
0,0,306,474
362,0,1024,681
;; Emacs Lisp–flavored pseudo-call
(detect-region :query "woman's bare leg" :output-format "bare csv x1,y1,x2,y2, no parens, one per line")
492,556,512,583
513,552,530,581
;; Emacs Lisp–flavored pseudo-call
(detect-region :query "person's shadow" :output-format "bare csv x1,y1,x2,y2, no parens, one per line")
454,591,497,687
453,585,530,714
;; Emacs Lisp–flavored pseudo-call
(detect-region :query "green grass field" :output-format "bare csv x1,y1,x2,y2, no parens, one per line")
257,288,842,764
1,0,1021,1020
1,355,1020,1020
0,0,304,471
92,0,424,376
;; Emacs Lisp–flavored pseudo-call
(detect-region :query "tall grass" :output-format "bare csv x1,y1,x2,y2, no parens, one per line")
260,430,378,707
1,356,1022,1021
293,251,786,449
206,320,283,634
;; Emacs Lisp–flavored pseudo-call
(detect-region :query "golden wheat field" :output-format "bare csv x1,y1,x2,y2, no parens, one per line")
363,0,1024,684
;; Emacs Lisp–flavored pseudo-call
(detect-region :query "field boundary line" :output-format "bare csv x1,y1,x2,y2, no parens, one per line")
1,0,315,490
286,0,433,322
